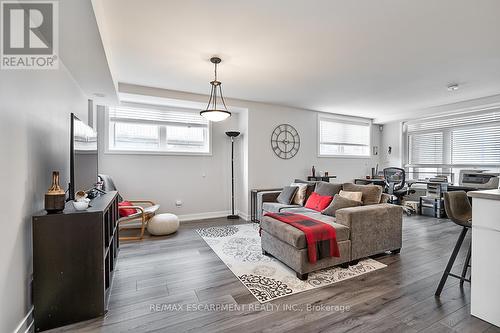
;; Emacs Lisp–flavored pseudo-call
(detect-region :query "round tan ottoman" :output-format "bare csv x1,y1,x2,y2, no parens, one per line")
147,213,179,236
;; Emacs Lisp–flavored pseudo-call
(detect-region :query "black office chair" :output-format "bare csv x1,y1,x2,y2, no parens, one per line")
384,167,415,215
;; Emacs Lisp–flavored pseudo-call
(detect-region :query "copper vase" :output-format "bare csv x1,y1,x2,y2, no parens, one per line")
45,171,66,213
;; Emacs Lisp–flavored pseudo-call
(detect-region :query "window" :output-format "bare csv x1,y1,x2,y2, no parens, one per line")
318,115,371,157
107,106,210,154
404,109,500,182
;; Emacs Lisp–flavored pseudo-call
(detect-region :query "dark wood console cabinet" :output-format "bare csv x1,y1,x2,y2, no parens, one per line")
32,191,120,331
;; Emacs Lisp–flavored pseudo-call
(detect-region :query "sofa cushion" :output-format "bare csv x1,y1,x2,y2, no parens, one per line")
314,181,342,197
277,186,298,204
290,182,308,205
343,183,383,205
339,190,363,202
260,212,350,249
280,207,318,215
322,194,362,217
262,202,300,214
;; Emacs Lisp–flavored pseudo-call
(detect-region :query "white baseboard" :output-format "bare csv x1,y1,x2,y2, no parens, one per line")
178,210,231,222
13,306,33,333
238,211,250,221
121,210,249,228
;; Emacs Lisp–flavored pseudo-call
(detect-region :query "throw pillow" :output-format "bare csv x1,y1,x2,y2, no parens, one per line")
314,181,342,197
304,192,334,211
277,186,299,204
339,190,363,202
290,182,308,205
322,194,362,217
380,193,391,203
293,179,316,201
342,183,383,205
118,201,138,217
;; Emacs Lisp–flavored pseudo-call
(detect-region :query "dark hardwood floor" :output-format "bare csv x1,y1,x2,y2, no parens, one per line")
48,215,500,333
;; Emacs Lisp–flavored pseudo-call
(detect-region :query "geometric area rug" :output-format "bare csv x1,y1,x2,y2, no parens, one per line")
197,223,386,303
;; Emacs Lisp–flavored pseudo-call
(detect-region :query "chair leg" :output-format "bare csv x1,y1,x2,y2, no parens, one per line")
139,215,146,240
460,243,472,287
435,227,468,296
119,215,151,241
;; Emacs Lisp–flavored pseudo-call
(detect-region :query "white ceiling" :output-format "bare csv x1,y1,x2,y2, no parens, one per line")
95,0,500,123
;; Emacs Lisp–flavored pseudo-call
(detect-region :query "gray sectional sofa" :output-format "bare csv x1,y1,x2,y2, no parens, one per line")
258,181,403,280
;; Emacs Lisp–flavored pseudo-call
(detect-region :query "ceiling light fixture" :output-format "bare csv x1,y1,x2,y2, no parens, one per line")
447,84,459,91
200,57,231,122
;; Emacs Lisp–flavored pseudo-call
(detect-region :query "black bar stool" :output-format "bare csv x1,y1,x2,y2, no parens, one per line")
435,191,472,296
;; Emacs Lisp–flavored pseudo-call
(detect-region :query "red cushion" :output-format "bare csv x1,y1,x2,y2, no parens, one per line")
305,192,333,211
118,201,138,217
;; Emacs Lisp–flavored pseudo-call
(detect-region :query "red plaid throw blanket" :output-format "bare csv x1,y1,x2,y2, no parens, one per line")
263,212,340,264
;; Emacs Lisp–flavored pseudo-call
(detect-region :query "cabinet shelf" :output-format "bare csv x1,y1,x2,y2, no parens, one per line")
32,191,120,332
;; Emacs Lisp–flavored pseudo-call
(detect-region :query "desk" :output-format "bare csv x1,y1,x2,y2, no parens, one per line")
355,178,480,192
408,180,479,192
467,189,500,327
307,176,337,182
354,178,385,186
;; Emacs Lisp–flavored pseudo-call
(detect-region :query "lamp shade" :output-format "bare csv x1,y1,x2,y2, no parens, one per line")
201,57,231,122
200,109,231,122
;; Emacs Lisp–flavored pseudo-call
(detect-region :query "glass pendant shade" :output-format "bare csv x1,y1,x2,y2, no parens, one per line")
201,57,231,122
200,109,231,121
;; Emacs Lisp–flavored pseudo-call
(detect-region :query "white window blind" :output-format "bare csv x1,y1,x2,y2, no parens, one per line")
318,116,371,157
405,109,500,167
408,132,443,165
451,126,500,165
108,106,210,154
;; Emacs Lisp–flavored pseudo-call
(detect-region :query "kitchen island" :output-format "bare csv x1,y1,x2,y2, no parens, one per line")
467,189,500,328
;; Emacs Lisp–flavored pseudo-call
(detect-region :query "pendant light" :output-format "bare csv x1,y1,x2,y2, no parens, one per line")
200,57,231,121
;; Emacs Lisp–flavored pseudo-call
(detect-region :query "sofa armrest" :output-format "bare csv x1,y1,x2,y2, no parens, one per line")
256,190,282,221
335,203,403,260
258,190,282,203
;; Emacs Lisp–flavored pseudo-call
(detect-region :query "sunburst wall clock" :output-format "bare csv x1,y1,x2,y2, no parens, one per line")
270,124,300,159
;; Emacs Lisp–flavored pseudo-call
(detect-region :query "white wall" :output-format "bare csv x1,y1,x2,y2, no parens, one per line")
0,68,87,333
379,121,403,170
105,84,381,220
98,110,240,220
247,105,381,189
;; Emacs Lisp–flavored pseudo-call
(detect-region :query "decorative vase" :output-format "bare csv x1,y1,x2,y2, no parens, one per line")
312,166,316,178
45,171,66,213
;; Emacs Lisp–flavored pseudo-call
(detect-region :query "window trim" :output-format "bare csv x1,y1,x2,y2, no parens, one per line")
317,113,372,158
104,106,213,156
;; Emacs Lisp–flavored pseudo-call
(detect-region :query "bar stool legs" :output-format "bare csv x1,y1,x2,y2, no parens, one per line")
435,226,470,296
460,244,472,287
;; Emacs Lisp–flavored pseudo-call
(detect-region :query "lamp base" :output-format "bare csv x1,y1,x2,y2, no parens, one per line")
227,214,240,220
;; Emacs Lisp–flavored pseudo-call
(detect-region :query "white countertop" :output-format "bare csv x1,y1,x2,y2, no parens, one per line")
467,189,500,200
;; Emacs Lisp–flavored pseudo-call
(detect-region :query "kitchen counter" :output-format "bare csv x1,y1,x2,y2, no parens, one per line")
467,189,500,327
467,188,500,200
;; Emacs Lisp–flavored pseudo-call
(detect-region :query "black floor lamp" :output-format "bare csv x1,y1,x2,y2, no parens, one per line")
226,131,240,219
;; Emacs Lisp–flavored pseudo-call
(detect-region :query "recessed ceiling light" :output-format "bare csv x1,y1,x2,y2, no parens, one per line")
93,93,106,97
447,84,459,91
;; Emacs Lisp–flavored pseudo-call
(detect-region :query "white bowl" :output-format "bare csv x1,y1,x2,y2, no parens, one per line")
73,201,89,211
